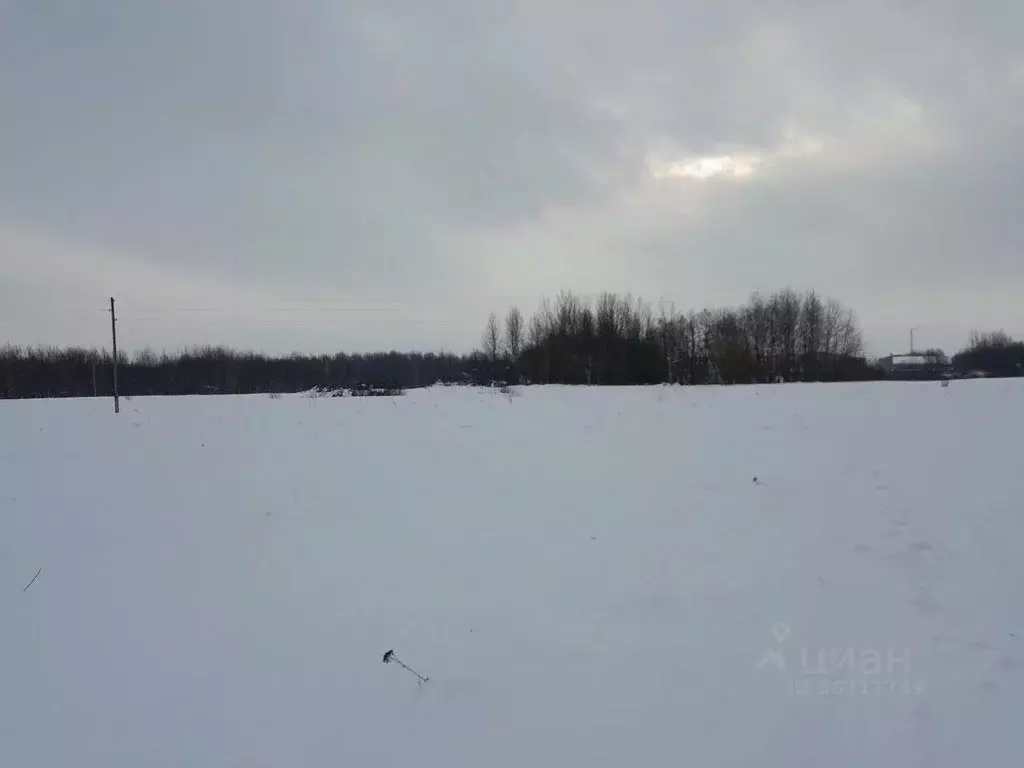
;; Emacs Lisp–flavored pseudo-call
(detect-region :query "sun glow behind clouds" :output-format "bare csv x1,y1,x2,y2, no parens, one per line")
648,153,761,180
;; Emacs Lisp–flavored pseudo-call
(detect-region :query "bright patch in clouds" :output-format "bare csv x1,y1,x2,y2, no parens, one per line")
649,153,761,180
645,130,833,183
645,130,833,184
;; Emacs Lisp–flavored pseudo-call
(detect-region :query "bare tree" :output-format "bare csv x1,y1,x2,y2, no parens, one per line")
821,299,862,358
969,330,1014,350
799,290,824,379
554,290,583,337
767,288,801,380
834,307,864,358
532,298,555,343
527,301,553,383
481,313,501,363
821,299,842,357
743,292,770,381
527,312,546,349
504,307,524,362
708,308,747,383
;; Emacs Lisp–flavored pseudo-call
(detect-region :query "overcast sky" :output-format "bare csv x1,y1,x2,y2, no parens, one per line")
2,1,1022,357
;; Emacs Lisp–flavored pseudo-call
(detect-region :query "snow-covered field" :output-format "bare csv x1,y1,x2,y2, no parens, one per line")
2,381,1022,767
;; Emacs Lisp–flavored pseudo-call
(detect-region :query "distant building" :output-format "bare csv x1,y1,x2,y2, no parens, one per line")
877,352,953,380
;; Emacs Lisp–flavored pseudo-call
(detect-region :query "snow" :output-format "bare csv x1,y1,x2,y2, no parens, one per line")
2,381,1022,767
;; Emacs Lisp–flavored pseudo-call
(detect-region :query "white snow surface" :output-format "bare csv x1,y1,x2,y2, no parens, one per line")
2,382,1023,767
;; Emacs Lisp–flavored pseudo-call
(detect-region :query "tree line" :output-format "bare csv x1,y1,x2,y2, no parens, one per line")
2,287,1021,398
951,331,1024,378
0,345,471,399
481,289,871,385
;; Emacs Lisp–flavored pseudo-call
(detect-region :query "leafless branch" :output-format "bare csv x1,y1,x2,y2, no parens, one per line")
23,567,42,593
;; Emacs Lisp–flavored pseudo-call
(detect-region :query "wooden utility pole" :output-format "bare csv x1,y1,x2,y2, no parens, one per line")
660,298,668,383
110,297,120,414
668,301,675,384
661,299,677,384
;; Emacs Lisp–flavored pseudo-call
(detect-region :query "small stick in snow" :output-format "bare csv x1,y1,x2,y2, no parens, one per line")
23,567,42,593
383,649,430,685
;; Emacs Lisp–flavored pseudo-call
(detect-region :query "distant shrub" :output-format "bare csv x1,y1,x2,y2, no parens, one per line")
302,387,337,399
346,383,404,397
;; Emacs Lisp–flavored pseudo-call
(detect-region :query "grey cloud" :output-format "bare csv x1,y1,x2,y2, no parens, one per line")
1,1,616,303
1,0,1022,355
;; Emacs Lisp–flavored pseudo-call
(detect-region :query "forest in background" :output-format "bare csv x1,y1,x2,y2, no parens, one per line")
2,289,1022,398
